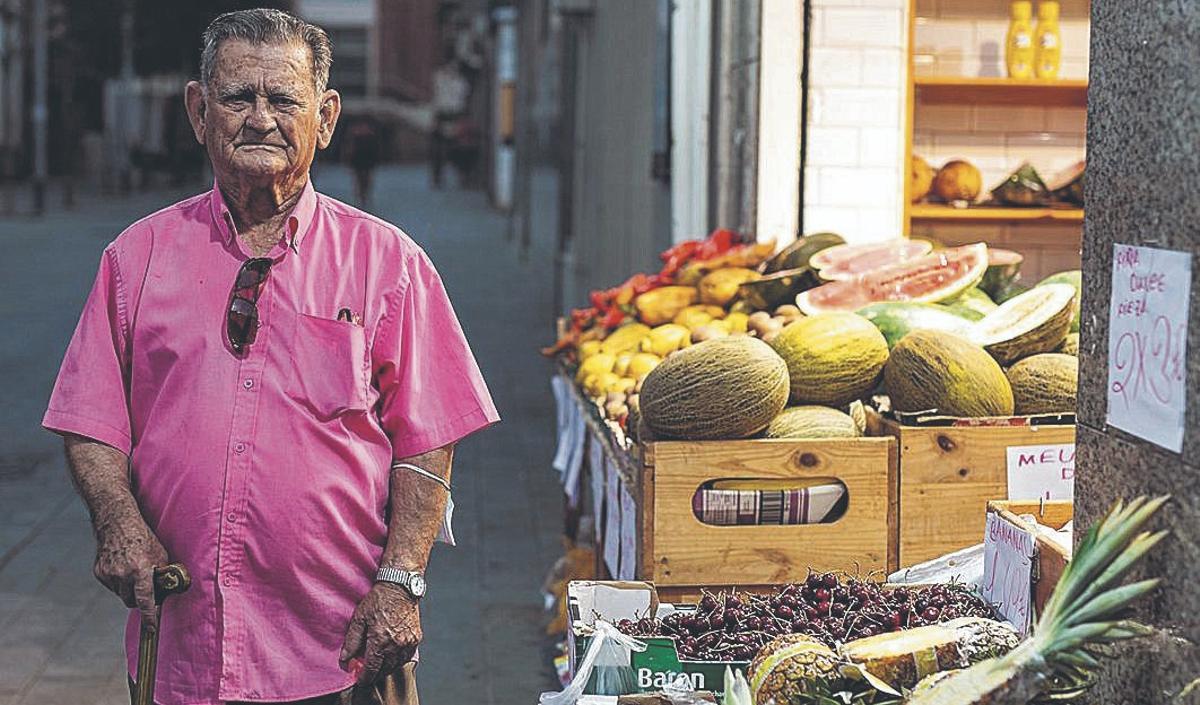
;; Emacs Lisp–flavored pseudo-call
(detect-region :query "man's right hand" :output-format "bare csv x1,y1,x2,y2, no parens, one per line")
93,511,169,631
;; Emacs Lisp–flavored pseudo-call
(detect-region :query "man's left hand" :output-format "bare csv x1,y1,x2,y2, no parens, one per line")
340,582,422,684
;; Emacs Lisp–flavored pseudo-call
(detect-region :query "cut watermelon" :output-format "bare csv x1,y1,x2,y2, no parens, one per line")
809,240,934,280
796,243,989,315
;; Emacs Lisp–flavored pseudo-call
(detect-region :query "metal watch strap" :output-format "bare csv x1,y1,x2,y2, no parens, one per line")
376,566,424,598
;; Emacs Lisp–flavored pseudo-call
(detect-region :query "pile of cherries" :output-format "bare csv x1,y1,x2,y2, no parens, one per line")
614,573,997,661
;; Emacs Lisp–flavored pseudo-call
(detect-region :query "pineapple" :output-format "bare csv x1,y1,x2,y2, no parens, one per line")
748,634,848,704
905,495,1169,704
840,617,1019,692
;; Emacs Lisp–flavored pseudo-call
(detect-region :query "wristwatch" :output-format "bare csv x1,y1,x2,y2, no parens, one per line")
375,566,427,600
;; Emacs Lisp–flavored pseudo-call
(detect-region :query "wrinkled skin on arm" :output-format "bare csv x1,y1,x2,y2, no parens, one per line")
340,444,454,684
64,434,168,631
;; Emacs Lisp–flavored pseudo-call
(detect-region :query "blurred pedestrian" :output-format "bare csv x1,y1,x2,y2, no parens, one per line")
345,115,381,208
429,48,470,189
41,9,498,705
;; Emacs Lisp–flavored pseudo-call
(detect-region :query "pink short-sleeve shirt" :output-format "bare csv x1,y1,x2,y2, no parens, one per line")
42,180,499,704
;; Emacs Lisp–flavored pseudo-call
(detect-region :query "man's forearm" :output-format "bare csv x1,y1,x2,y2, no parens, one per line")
379,444,454,571
63,434,143,534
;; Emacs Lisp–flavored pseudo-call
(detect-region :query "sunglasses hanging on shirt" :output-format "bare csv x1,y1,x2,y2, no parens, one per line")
227,257,274,353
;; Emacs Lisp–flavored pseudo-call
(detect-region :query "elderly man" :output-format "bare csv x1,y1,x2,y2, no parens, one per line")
41,9,497,705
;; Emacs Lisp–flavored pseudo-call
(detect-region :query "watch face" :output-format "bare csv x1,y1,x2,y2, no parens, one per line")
409,574,427,597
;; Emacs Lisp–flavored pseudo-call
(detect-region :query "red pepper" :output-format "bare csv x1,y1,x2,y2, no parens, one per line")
601,307,626,329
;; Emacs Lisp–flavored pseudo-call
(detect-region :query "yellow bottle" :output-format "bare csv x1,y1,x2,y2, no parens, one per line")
1034,1,1062,79
1006,1,1035,79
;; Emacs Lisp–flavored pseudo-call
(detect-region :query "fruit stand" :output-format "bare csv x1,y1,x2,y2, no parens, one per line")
540,228,1098,702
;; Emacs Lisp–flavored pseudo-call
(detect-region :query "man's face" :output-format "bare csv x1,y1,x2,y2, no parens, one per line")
187,40,339,190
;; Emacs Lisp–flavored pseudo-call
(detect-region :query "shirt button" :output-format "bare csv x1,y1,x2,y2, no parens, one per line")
243,379,254,389
223,576,233,587
226,512,237,523
234,442,246,454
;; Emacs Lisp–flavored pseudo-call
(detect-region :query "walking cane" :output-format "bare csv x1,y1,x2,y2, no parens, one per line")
132,563,191,705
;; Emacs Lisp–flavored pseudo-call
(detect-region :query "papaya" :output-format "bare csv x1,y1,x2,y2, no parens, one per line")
634,286,698,326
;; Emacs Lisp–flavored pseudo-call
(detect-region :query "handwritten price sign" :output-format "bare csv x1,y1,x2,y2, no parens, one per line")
983,512,1036,635
1007,443,1075,500
1107,244,1192,452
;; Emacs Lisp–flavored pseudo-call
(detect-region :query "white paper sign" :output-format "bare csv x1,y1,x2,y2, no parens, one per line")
1107,244,1192,452
589,433,606,537
550,376,573,475
618,480,638,581
603,457,621,578
982,511,1036,635
1006,443,1075,500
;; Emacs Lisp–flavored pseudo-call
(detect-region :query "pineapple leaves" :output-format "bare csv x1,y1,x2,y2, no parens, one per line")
1066,578,1161,628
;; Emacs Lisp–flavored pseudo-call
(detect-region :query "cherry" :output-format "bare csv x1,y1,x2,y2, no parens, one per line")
831,603,847,617
813,588,831,603
776,605,795,620
922,607,941,621
816,601,831,615
822,573,838,589
804,606,819,620
700,595,718,612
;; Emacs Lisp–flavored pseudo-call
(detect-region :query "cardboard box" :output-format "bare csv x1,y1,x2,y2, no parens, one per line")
567,581,747,696
986,500,1073,615
869,409,1075,567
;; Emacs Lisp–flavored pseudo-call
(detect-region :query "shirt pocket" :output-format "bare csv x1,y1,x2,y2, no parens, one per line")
286,312,369,418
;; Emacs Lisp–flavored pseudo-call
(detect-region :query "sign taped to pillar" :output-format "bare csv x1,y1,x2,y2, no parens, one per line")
1106,244,1192,452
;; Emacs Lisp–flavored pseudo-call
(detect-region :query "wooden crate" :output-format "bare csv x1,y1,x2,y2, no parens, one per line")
637,437,898,596
871,412,1075,567
988,500,1073,614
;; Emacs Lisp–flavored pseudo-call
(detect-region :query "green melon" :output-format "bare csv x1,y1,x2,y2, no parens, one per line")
765,406,862,439
1007,353,1078,415
858,302,975,348
1038,270,1083,333
884,330,1014,417
638,336,789,439
1058,332,1079,356
940,287,997,321
971,284,1076,365
770,313,890,407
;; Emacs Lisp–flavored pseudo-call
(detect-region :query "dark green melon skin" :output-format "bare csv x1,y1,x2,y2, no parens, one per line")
884,330,1014,417
639,336,790,439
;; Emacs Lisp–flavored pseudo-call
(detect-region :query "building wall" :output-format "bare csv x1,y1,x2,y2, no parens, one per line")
802,0,909,244
376,0,440,101
560,0,670,311
1075,2,1200,700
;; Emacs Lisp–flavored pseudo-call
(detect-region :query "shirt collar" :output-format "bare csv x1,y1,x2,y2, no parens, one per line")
210,178,319,254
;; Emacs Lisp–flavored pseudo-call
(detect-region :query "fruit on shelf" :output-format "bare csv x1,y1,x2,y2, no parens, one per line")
912,155,935,203
808,240,933,279
1047,160,1085,207
640,323,692,357
932,160,983,203
971,283,1076,365
1058,332,1079,356
906,496,1167,704
598,323,651,356
990,162,1049,206
857,302,975,349
940,287,998,321
615,577,1001,659
627,352,662,379
884,330,1015,417
979,248,1024,300
770,313,890,407
635,286,699,326
749,634,846,704
1006,353,1078,415
673,304,727,331
840,617,1020,692
700,267,762,306
762,231,846,274
1038,269,1082,333
765,406,862,439
797,243,989,315
738,268,820,310
638,336,790,440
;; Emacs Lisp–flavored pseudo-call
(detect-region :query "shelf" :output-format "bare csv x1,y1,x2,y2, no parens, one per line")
910,204,1084,224
914,76,1088,107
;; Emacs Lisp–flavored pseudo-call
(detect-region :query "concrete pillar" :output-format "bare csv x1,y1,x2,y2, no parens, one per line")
1075,2,1200,700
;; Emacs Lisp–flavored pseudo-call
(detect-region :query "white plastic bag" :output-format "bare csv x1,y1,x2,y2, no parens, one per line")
540,621,647,705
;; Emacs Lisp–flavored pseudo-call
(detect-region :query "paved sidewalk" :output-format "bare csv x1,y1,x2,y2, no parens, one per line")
0,165,563,704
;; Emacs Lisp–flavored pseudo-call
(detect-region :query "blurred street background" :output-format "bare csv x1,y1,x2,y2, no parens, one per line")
0,0,573,702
